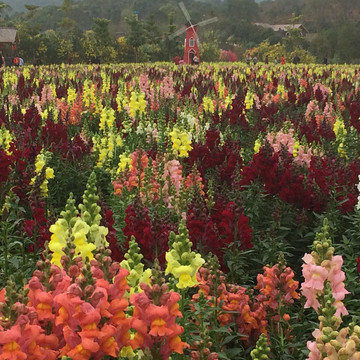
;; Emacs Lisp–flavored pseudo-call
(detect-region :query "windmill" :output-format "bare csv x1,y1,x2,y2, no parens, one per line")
169,2,218,64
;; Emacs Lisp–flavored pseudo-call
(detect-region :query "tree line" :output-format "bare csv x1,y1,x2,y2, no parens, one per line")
0,0,359,64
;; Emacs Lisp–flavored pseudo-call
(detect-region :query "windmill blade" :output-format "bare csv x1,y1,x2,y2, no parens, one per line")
168,26,187,40
197,17,218,27
195,32,202,49
179,2,192,24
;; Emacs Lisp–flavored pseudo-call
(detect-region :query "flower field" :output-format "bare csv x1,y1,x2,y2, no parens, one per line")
1,62,360,359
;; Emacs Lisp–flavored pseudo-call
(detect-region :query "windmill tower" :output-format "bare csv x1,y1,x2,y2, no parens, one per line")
169,2,218,64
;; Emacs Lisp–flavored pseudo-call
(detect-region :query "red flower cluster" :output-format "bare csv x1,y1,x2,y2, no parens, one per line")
186,128,242,186
0,149,13,186
239,146,360,213
123,199,175,265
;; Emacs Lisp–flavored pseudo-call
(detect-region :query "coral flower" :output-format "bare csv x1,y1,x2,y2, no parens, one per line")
97,324,119,358
53,293,83,327
73,303,101,329
149,318,173,337
67,338,99,360
0,288,5,303
27,289,54,322
169,335,188,354
109,298,129,326
0,325,27,360
109,268,130,299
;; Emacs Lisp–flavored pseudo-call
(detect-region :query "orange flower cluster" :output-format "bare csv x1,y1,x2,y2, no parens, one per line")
191,262,299,348
113,150,204,207
255,264,299,311
0,254,132,360
192,266,268,346
130,280,189,359
0,251,189,360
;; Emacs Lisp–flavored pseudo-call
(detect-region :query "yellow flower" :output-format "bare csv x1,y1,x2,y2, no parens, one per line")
35,159,46,173
169,127,192,158
127,91,147,117
254,139,262,154
293,141,300,157
67,87,77,104
117,153,132,173
46,167,55,179
202,96,215,113
245,91,254,110
99,107,115,131
165,221,205,289
119,345,135,358
49,219,69,266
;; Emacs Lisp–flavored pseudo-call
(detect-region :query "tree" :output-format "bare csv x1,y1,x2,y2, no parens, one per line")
93,17,112,46
81,30,98,60
162,11,183,61
200,41,221,62
335,22,360,63
224,0,259,22
282,13,308,53
126,13,146,62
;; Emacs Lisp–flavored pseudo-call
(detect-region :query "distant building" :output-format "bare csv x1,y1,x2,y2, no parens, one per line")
254,23,308,37
0,27,19,49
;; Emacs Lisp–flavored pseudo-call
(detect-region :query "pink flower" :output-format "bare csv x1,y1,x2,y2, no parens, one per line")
301,264,328,291
307,340,321,360
301,287,321,310
333,300,348,317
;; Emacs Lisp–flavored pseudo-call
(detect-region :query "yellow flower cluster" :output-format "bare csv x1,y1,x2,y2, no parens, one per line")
245,90,255,110
116,88,127,112
49,218,96,267
82,80,102,113
49,172,109,267
120,237,151,296
93,107,123,170
128,91,147,118
99,107,115,131
202,96,215,113
30,151,55,197
0,125,13,154
169,127,192,158
333,116,348,158
165,220,205,289
253,138,262,154
3,72,18,90
116,153,132,174
67,87,77,104
292,140,300,157
277,84,286,99
101,71,111,94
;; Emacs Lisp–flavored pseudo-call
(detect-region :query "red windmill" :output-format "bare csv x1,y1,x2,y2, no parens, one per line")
169,2,218,64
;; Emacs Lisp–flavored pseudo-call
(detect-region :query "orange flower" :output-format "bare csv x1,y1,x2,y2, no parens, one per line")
169,335,188,354
149,318,173,337
0,341,27,360
74,303,101,330
109,268,129,299
0,325,27,360
28,289,54,322
36,334,58,360
18,324,45,360
67,341,97,360
0,288,5,303
98,324,119,357
109,298,128,326
54,293,83,328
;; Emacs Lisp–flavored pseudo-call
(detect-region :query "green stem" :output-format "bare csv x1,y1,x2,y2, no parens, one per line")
2,222,9,280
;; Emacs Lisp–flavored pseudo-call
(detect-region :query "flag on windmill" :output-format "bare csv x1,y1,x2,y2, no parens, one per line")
169,2,218,64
